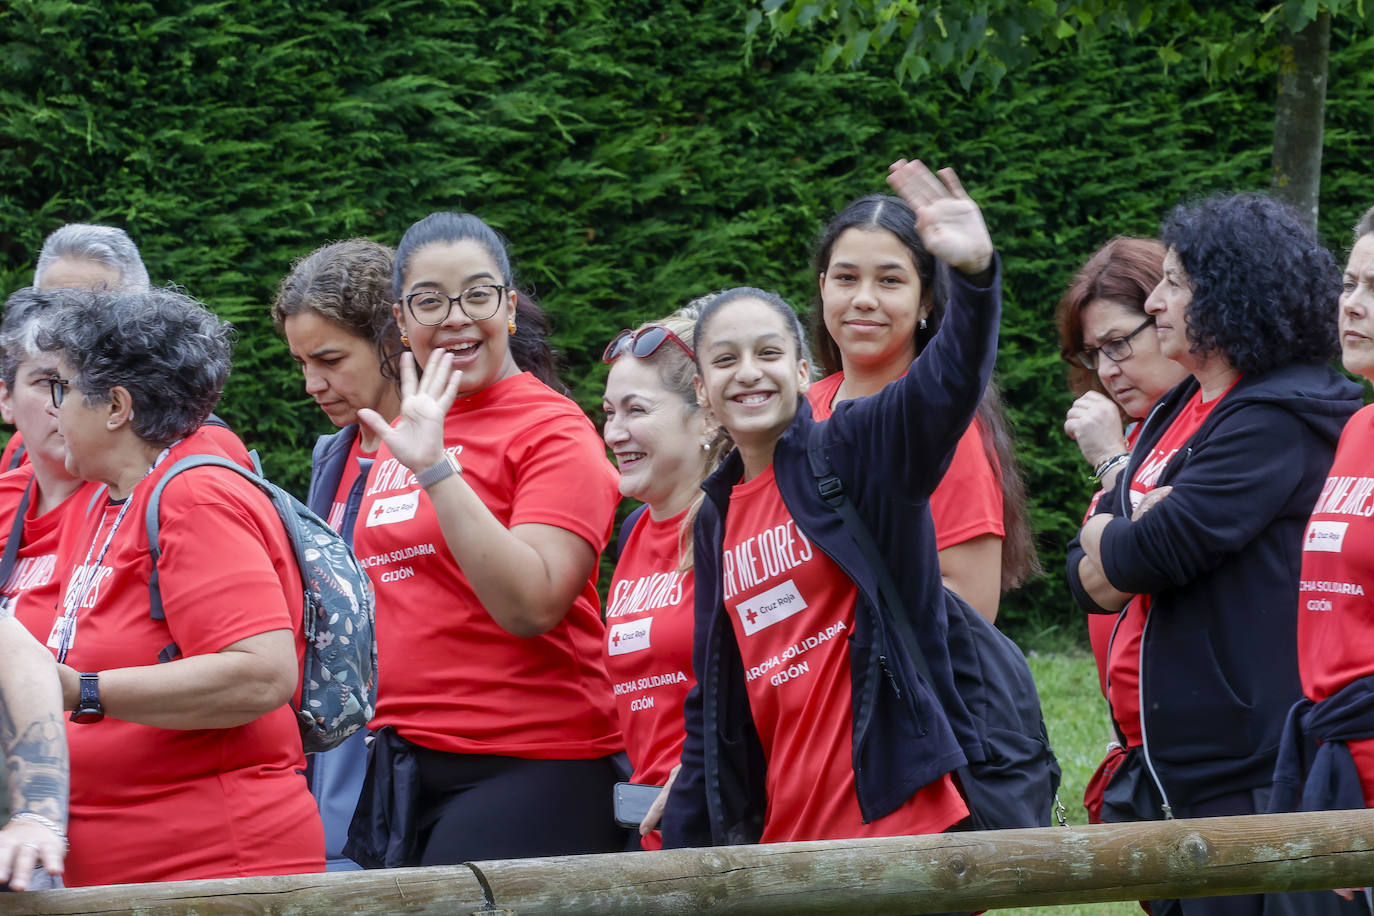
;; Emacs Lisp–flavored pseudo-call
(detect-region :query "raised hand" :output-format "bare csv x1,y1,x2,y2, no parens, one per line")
1064,391,1130,469
886,159,993,276
357,348,462,471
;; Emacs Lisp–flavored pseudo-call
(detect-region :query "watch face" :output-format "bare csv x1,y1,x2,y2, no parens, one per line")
70,708,104,724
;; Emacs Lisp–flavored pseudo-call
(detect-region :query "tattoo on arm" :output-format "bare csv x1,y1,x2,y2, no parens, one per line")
0,694,68,827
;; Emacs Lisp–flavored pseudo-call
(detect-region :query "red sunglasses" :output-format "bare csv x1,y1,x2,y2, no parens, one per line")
602,325,695,363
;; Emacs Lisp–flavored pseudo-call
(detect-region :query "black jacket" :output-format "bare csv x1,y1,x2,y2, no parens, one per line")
662,261,1001,847
1068,362,1362,810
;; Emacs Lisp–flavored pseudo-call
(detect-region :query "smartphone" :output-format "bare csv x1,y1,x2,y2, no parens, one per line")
613,781,663,828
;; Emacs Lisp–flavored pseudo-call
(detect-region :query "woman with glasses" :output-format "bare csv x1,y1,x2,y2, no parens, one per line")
808,195,1038,623
1053,238,1185,823
32,286,323,886
1067,195,1362,916
271,239,401,872
600,307,724,849
345,212,623,867
662,161,996,862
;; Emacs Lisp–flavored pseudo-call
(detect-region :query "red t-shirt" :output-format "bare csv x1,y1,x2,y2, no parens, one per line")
722,465,967,842
1106,384,1233,747
1298,403,1374,806
808,372,1002,550
326,434,374,533
1084,425,1142,697
603,508,696,850
355,372,622,758
56,434,322,886
0,467,102,641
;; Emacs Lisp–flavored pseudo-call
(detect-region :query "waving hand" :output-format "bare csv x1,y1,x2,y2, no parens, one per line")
887,159,993,276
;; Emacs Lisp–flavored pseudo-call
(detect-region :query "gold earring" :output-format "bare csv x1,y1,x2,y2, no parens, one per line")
401,334,410,347
508,317,517,334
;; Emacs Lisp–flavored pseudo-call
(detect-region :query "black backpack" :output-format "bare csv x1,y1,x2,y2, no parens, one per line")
807,431,1063,830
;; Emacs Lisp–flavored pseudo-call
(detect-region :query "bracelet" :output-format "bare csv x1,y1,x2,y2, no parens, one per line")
1094,453,1130,480
8,812,68,849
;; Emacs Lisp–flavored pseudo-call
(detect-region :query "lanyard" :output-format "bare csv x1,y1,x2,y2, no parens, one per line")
55,444,176,664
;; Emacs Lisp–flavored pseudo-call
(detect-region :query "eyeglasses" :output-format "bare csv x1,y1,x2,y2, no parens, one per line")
602,325,695,363
1077,316,1155,370
402,284,508,325
45,377,71,409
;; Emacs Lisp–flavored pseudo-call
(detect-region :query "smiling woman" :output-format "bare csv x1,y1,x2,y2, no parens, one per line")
599,305,726,849
807,193,1039,624
345,212,624,868
664,161,1004,865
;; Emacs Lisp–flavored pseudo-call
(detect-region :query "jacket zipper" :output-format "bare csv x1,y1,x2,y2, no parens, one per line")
1119,415,1178,820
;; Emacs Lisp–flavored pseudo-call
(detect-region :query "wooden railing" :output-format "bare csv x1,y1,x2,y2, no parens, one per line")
8,810,1374,914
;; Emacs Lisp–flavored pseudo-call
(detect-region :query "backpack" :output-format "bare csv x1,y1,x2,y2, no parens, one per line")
807,431,1063,830
144,454,378,753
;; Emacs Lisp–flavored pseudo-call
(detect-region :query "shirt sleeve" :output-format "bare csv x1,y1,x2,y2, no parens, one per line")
507,410,621,553
928,419,1004,550
154,475,298,657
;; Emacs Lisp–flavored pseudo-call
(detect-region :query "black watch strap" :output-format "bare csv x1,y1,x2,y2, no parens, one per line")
70,672,104,724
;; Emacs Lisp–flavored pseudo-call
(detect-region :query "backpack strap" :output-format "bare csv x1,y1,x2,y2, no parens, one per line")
805,427,937,690
0,478,34,590
615,504,648,563
5,442,26,471
144,454,268,622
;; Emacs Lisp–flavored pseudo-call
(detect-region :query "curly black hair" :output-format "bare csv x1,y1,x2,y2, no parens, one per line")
1161,193,1340,375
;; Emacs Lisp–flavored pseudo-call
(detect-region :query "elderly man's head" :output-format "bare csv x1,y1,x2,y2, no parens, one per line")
33,224,150,292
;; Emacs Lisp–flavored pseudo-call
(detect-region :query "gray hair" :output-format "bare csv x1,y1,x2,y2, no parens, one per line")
0,288,64,389
1356,206,1374,243
32,288,232,447
34,224,151,291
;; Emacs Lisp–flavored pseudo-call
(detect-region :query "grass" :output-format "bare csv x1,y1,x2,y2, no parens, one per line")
990,648,1140,916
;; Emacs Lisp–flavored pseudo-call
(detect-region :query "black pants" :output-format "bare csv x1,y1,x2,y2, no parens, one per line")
411,744,625,864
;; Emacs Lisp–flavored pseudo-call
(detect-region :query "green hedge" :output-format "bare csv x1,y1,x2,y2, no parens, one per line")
1,0,1370,637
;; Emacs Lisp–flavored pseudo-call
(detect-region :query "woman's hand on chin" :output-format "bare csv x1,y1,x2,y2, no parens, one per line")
886,159,993,276
358,348,462,471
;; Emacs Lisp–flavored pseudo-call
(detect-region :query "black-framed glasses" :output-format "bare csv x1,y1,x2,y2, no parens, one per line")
402,284,508,325
602,325,695,363
1077,316,1155,370
45,377,71,409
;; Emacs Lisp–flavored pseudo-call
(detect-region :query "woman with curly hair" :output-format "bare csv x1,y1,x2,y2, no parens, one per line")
271,239,401,871
1067,194,1362,916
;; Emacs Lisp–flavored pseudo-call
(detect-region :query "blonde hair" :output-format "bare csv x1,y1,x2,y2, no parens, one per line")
623,300,731,570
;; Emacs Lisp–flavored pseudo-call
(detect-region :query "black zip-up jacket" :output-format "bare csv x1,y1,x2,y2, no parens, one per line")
1067,362,1361,810
662,261,1001,847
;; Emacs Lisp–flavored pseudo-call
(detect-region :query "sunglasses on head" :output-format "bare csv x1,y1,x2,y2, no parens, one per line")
602,325,694,363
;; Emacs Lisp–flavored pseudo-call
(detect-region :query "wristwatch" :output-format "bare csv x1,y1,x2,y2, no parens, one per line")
70,672,104,724
415,452,462,489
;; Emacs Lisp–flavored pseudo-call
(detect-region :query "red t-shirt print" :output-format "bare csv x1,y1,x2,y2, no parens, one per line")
603,508,697,850
1298,403,1374,806
722,465,966,843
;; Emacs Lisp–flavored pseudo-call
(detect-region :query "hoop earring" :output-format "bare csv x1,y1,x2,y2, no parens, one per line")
508,317,517,335
400,334,410,347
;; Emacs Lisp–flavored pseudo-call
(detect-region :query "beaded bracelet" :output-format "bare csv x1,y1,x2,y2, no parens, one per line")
1094,453,1130,481
8,812,68,849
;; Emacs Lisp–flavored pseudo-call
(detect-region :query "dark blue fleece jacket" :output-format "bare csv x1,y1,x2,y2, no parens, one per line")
1068,363,1362,811
662,261,1001,848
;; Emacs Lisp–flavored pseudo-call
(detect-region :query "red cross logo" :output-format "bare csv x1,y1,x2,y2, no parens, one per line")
612,632,621,646
745,609,758,625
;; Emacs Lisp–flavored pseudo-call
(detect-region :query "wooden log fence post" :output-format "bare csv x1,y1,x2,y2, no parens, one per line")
8,810,1374,915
